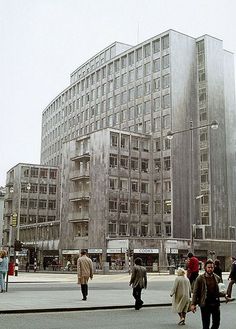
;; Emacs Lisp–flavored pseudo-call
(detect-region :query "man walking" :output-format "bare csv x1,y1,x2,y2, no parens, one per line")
186,252,199,288
225,256,236,302
77,250,93,301
129,258,147,310
191,259,221,329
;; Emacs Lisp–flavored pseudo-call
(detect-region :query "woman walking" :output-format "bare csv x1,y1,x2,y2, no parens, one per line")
0,250,9,293
170,267,191,325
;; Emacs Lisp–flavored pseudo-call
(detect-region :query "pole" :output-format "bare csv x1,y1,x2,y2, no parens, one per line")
189,121,194,253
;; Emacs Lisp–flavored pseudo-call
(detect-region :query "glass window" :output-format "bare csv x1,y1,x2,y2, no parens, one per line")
109,199,118,212
162,54,170,69
162,74,170,88
128,52,134,65
153,58,160,72
120,155,129,169
152,39,160,53
109,154,118,167
144,43,151,57
136,48,142,61
141,159,149,172
162,35,169,50
163,94,170,109
144,62,151,76
131,157,139,170
164,156,171,171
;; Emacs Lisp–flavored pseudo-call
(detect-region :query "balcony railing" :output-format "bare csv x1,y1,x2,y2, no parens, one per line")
69,169,90,180
69,191,90,201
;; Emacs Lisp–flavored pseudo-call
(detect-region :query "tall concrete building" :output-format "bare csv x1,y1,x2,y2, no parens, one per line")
4,29,236,270
3,164,60,267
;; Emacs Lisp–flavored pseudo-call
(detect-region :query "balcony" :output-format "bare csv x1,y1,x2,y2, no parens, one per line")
71,152,90,161
69,191,90,201
69,169,90,181
69,212,89,222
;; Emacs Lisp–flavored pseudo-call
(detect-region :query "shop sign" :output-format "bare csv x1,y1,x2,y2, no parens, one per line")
62,249,80,255
134,249,159,254
88,248,103,254
166,248,178,254
107,239,129,249
107,248,123,253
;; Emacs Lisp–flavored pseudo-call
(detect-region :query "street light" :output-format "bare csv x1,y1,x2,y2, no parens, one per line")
166,120,219,254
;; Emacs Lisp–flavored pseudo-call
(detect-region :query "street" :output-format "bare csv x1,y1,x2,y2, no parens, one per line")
1,303,236,329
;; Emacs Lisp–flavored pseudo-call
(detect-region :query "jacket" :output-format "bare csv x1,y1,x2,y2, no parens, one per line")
77,255,93,284
0,257,9,273
129,265,147,288
191,273,220,307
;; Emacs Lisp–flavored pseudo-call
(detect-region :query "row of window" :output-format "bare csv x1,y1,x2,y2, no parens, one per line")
109,178,171,194
20,215,56,225
109,199,171,214
108,221,171,237
21,225,59,242
20,198,56,210
22,167,57,179
21,183,57,194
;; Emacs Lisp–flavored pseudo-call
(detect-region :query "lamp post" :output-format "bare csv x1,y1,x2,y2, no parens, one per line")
167,120,219,254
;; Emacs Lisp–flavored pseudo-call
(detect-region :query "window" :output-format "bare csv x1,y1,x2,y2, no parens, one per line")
154,200,161,214
154,158,161,172
40,169,48,178
136,48,142,61
162,54,169,69
200,151,208,162
141,159,149,172
111,133,118,147
153,97,160,111
200,130,208,142
164,156,171,171
164,181,171,192
142,139,149,152
155,138,161,152
114,59,120,72
39,199,47,209
108,222,117,235
153,58,160,72
131,158,139,171
109,154,118,168
165,222,171,236
120,201,128,213
198,69,205,82
131,181,138,192
144,62,151,76
21,199,27,208
128,52,134,65
163,137,170,150
141,182,149,193
109,178,118,190
144,81,151,95
29,199,37,209
39,184,47,194
153,39,160,53
131,201,139,214
141,202,149,215
129,69,135,82
162,35,169,50
136,66,142,79
50,169,57,179
121,135,128,149
48,200,56,210
121,55,127,68
141,223,148,236
121,73,127,86
120,156,129,169
130,223,138,236
144,100,151,114
31,168,39,178
49,185,56,194
129,88,135,101
163,94,170,109
131,138,139,150
109,199,118,212
114,76,120,89
155,182,161,193
155,223,162,236
163,115,170,129
119,222,127,235
162,74,170,88
200,111,207,122
74,222,88,237
153,78,160,91
136,84,143,98
164,200,171,214
144,43,151,57
119,179,128,191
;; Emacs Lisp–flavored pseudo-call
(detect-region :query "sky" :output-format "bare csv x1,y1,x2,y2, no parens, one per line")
0,0,236,186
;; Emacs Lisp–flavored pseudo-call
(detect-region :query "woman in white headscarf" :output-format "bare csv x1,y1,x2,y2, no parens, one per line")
170,267,191,325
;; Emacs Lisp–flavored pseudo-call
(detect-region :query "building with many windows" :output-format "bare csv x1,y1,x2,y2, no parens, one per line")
3,29,236,270
3,164,60,267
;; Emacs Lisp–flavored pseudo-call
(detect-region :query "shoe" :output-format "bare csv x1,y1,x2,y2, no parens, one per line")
178,319,185,325
82,297,87,301
225,296,235,303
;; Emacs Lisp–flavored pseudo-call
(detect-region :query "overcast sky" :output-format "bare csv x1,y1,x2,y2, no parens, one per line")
0,0,236,186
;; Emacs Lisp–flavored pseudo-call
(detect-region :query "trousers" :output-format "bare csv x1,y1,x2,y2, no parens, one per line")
200,304,220,329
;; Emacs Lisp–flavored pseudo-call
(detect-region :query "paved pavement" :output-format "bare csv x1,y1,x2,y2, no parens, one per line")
0,271,233,314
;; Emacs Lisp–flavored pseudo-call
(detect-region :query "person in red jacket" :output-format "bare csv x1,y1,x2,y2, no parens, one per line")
186,252,199,288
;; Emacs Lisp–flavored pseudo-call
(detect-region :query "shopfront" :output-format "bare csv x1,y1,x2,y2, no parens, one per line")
88,248,103,270
106,248,126,270
61,249,80,270
133,248,159,272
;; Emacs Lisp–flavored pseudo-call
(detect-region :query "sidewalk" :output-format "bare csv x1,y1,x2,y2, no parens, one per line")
0,272,231,314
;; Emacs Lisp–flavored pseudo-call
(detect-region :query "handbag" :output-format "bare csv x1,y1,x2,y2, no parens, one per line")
218,282,226,297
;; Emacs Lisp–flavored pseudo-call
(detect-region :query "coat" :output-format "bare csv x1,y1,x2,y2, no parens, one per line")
77,255,93,284
170,275,191,313
129,265,147,288
191,273,220,307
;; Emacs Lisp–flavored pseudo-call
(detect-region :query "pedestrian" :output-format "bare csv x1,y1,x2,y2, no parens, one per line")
213,259,223,283
225,256,236,302
66,259,71,271
77,250,93,301
0,250,9,293
170,267,191,325
25,261,30,272
191,259,221,329
186,252,199,289
129,257,147,310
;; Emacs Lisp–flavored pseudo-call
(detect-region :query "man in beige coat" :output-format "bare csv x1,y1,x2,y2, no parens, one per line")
129,258,147,310
77,250,93,300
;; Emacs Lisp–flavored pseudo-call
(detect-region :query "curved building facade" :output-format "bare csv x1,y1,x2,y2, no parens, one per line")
40,29,236,268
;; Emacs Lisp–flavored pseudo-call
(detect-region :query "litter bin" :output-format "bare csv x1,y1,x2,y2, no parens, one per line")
169,266,175,275
8,261,15,276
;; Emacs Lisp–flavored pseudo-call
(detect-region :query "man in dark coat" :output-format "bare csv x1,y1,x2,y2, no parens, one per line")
129,258,147,310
